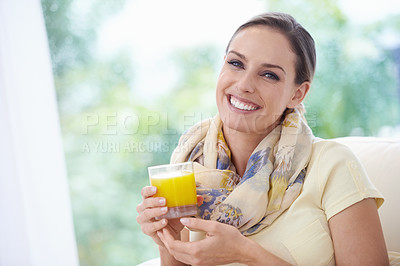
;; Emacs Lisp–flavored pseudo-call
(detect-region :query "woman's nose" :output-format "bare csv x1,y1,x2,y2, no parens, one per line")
236,72,255,93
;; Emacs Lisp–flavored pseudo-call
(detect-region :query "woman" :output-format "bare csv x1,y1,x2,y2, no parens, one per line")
136,12,389,265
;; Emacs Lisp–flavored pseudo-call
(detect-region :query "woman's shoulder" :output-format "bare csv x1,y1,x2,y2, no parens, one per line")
310,137,358,163
307,137,371,187
307,138,384,219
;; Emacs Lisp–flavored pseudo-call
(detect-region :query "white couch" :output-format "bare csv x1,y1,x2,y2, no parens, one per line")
334,137,400,252
138,137,400,265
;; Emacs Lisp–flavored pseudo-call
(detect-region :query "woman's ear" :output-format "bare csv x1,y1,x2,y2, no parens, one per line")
287,81,310,108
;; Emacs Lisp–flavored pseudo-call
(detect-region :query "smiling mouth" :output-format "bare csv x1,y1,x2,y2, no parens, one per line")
229,95,261,111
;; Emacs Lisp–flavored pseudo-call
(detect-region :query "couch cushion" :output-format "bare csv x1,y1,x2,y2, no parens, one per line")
333,137,400,252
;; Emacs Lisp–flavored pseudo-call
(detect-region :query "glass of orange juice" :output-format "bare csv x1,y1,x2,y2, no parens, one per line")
148,162,197,219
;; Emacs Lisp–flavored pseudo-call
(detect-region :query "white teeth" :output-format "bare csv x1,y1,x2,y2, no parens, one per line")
229,97,258,111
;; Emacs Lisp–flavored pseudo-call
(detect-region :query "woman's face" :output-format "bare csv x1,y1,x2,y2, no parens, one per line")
216,25,308,136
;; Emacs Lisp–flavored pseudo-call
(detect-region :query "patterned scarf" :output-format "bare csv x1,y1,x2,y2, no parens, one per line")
170,108,314,235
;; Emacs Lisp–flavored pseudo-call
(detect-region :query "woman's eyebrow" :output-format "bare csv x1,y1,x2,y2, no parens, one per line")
261,63,286,75
228,50,286,75
228,50,247,61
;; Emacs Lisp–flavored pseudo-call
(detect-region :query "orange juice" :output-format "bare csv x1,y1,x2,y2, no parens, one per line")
150,171,197,207
148,162,197,219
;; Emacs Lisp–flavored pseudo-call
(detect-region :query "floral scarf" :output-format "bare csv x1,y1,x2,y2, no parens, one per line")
170,108,314,235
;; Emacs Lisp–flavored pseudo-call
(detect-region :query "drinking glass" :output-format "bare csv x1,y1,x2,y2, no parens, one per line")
148,162,197,219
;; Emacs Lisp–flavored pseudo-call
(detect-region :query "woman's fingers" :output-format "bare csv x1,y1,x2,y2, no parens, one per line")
137,186,166,217
180,217,219,234
141,218,167,236
158,228,176,253
136,185,174,248
158,228,198,265
136,205,168,222
136,185,169,234
197,195,204,206
141,186,157,199
136,196,166,213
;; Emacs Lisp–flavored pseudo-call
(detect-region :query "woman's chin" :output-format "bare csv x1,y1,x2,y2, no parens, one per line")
221,117,259,134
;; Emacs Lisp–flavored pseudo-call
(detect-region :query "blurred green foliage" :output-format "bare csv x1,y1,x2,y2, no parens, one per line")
41,0,400,265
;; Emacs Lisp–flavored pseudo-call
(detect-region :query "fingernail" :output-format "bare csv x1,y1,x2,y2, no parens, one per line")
161,207,168,213
180,218,189,225
159,198,165,205
151,186,157,193
161,219,167,225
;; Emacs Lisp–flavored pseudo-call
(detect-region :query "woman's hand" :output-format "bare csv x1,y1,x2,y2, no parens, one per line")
136,186,184,247
157,218,250,265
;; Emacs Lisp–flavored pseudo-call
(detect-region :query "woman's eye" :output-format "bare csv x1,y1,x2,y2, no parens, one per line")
263,72,279,81
227,60,243,68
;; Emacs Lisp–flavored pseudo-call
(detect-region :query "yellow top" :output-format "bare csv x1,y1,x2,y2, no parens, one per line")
190,139,384,265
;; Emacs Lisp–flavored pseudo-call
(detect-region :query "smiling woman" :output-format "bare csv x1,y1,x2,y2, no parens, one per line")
136,12,391,266
217,27,307,143
216,25,311,177
37,0,400,264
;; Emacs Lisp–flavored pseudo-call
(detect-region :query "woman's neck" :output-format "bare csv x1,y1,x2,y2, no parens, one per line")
223,126,269,177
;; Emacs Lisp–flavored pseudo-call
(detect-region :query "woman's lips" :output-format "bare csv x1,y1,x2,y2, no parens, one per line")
228,95,261,111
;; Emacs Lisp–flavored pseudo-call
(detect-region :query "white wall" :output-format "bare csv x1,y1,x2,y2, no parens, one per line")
0,0,79,265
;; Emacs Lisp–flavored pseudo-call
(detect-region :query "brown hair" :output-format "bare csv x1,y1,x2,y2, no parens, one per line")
226,12,316,85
